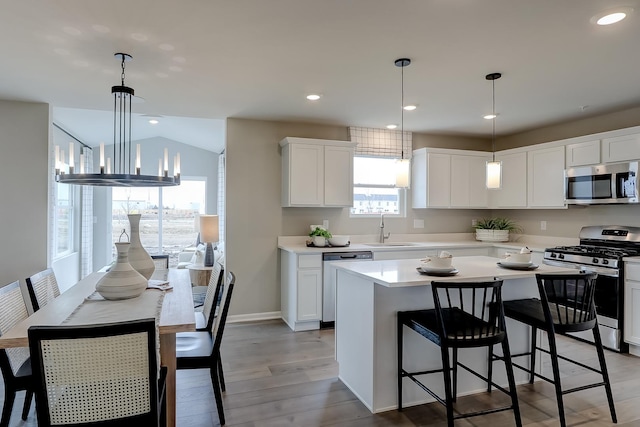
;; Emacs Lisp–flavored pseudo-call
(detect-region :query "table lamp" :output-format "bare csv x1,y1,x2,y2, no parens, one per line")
200,215,219,267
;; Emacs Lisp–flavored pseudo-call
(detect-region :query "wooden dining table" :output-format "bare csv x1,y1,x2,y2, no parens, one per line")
0,268,195,427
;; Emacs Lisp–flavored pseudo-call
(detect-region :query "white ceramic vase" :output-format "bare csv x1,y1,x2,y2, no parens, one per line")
96,242,147,300
127,214,155,279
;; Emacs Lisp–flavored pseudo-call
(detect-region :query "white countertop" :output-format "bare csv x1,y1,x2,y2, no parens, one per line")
333,255,577,287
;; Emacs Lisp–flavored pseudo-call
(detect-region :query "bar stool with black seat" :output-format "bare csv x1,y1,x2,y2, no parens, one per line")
397,279,522,427
497,272,616,427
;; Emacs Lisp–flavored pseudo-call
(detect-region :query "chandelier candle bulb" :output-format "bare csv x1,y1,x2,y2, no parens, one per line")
135,144,141,175
99,143,105,174
54,146,60,174
79,152,84,174
68,142,74,173
158,159,162,177
176,152,181,177
60,150,65,174
163,148,168,177
107,158,111,174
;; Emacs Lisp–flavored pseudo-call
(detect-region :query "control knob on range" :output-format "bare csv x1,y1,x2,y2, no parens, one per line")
603,259,609,265
558,254,565,259
592,258,599,264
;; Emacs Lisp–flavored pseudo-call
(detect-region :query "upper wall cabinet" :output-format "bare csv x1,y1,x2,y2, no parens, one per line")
280,137,356,207
566,139,600,167
527,146,565,208
602,133,640,163
492,151,528,208
412,148,491,209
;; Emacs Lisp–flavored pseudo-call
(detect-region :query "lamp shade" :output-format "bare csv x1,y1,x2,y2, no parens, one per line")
395,158,411,188
200,215,219,243
486,160,502,189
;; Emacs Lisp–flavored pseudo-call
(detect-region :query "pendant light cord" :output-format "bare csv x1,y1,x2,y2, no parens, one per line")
492,77,496,162
401,63,404,161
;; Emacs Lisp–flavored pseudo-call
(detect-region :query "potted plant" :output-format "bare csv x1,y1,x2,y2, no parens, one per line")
309,227,332,247
473,217,522,242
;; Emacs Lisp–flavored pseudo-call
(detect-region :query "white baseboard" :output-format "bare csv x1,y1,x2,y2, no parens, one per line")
227,311,282,324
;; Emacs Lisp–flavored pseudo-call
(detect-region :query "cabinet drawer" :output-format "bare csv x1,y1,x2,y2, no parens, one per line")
298,254,322,269
625,262,640,280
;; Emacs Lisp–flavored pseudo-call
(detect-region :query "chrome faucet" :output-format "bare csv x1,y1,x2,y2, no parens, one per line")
379,213,391,243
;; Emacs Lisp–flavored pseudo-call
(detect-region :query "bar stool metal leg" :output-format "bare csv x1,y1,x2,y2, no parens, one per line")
529,326,537,384
397,314,404,411
593,323,617,423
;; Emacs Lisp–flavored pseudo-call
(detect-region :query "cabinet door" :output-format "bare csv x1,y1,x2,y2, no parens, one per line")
324,145,353,206
625,279,640,345
297,269,322,321
451,155,489,208
493,152,527,208
288,144,323,206
602,133,640,163
427,153,451,207
566,139,600,167
528,146,565,208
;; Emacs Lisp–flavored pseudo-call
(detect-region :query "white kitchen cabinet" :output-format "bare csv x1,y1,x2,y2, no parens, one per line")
280,137,356,207
281,252,322,331
527,146,566,208
373,247,489,261
602,133,640,163
566,139,600,167
624,262,640,347
492,151,527,208
412,148,490,209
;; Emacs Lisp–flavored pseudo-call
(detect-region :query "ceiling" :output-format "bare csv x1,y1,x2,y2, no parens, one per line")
1,0,640,153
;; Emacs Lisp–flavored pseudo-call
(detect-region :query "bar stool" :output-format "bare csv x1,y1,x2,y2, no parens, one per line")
496,272,616,427
397,279,522,427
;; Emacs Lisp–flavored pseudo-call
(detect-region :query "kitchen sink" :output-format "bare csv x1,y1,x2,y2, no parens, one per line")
362,242,420,247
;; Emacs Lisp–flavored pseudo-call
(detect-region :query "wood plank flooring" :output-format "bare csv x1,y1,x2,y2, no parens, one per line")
3,319,640,426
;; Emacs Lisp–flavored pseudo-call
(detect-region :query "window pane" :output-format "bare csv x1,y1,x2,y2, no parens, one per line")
112,187,160,257
351,187,400,215
161,180,206,264
354,157,396,186
54,183,73,257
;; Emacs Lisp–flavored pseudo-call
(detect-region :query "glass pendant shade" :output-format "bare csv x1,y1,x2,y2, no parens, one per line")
395,158,410,188
486,160,502,189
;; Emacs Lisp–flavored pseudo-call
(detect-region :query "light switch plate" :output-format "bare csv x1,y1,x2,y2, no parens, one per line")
413,219,425,228
322,219,329,229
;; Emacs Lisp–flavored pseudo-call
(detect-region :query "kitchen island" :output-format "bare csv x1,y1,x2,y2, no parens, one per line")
334,255,576,413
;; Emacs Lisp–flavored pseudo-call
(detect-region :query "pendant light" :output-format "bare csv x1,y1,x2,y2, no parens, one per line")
395,58,411,189
55,53,180,187
485,72,502,190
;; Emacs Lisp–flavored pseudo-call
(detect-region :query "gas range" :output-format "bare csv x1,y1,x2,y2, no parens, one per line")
544,245,637,270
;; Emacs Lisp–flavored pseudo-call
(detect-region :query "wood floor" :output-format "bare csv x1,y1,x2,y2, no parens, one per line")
3,319,640,426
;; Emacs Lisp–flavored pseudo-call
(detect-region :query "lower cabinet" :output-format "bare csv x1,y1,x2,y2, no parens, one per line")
281,252,322,331
373,247,489,261
624,262,640,347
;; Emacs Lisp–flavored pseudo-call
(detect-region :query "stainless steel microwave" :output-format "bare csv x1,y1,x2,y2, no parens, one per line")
565,162,639,205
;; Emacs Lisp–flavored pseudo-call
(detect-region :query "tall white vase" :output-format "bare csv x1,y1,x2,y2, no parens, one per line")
96,242,147,300
127,214,156,279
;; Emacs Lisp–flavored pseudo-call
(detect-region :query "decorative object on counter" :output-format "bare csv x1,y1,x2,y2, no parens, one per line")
96,229,147,300
503,247,532,264
420,251,453,269
309,226,332,247
200,215,220,267
485,72,503,189
473,217,522,242
497,262,539,270
328,235,350,247
416,267,459,277
54,53,180,187
127,213,155,279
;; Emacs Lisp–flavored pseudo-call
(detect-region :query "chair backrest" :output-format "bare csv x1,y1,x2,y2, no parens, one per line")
536,272,598,332
151,254,169,270
28,319,161,427
211,271,235,354
25,268,60,312
0,281,30,378
201,262,225,330
431,279,506,347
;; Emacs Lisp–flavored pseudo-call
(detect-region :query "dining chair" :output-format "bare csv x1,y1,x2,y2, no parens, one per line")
177,271,235,425
397,279,522,427
151,254,170,270
0,281,35,427
495,272,616,427
28,318,166,427
25,268,60,312
195,262,225,331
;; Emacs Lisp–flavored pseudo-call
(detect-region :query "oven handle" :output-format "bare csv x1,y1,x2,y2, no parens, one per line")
543,259,619,278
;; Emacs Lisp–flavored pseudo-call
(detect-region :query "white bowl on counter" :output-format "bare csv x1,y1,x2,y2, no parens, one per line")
329,235,350,246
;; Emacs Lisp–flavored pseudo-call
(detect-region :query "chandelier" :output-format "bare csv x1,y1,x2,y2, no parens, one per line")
55,53,180,187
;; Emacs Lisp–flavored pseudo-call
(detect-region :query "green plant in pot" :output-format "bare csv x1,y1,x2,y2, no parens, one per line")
309,227,332,247
473,217,522,242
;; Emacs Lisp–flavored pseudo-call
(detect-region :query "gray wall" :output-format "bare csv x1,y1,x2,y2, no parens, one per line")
0,100,50,287
92,137,220,269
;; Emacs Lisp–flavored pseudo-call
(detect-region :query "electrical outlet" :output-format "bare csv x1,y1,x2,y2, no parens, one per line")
471,218,478,227
413,219,425,228
540,220,547,231
322,219,329,230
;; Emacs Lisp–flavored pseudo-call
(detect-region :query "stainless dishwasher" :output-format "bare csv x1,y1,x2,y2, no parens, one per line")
322,251,373,328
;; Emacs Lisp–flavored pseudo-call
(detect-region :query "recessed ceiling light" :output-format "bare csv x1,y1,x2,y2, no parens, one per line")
592,7,633,25
386,124,398,129
403,105,417,111
483,114,497,120
306,94,321,101
149,119,159,125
